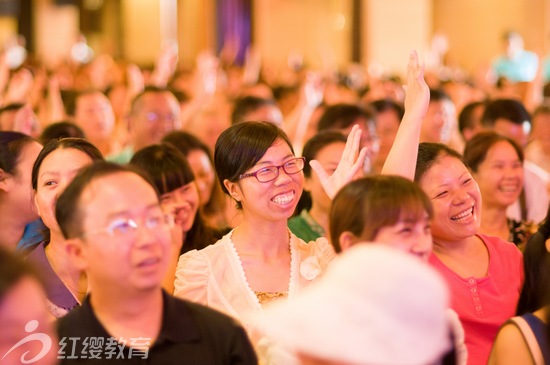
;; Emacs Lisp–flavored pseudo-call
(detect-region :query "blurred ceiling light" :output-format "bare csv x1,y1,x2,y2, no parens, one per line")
333,13,346,30
83,0,104,11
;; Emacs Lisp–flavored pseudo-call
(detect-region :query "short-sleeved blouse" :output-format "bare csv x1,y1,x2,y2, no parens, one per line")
428,234,523,365
174,230,335,331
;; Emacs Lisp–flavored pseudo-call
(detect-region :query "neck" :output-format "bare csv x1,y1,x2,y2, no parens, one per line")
432,234,479,256
479,204,509,238
46,234,87,302
90,287,164,341
233,219,291,258
307,204,328,234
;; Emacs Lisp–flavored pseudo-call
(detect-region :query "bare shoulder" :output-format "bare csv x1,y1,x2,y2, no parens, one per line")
488,321,533,365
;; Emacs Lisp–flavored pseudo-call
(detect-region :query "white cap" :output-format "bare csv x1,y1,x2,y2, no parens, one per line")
254,243,451,365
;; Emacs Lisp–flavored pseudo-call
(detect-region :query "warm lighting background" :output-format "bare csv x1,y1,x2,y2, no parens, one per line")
2,0,549,77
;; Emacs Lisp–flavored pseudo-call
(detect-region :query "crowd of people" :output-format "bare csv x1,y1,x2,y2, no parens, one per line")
2,29,550,365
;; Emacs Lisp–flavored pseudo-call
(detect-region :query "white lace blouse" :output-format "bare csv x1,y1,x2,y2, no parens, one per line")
173,229,336,331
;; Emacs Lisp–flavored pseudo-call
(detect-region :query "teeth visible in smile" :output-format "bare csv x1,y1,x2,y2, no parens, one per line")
451,207,473,222
499,185,518,192
272,191,294,205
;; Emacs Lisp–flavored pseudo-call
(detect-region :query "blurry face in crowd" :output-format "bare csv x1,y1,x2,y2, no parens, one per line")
34,148,94,234
74,92,115,141
4,142,43,231
130,92,181,150
160,181,200,233
375,109,400,163
493,118,529,148
420,100,453,144
304,141,347,215
243,105,284,127
340,117,379,169
187,149,216,207
472,140,523,209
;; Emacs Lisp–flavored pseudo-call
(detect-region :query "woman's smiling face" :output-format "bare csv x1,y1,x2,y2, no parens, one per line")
226,139,304,223
419,154,482,244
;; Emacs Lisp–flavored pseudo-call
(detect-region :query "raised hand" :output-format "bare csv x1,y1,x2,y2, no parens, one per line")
5,68,33,104
381,50,429,179
310,124,367,199
403,50,429,125
196,51,219,97
150,42,179,87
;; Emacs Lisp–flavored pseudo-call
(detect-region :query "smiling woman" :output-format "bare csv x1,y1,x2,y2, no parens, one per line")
25,138,103,318
414,142,523,365
464,131,535,247
173,121,366,333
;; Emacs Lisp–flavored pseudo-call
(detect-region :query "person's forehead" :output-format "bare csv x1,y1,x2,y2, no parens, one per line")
80,172,158,212
140,92,177,107
78,92,107,105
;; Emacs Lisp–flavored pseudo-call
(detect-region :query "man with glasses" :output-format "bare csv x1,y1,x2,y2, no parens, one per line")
55,162,257,364
108,86,181,164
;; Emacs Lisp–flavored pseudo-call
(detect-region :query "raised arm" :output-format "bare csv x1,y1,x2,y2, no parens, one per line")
381,51,429,180
309,124,367,199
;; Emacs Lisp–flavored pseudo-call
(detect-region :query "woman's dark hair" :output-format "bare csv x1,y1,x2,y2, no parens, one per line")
39,121,85,145
162,130,226,219
32,138,104,191
463,131,524,173
458,101,485,134
0,247,44,300
31,138,103,244
131,143,195,195
317,103,374,132
481,98,531,128
329,175,433,253
414,143,468,183
369,98,405,121
517,205,550,315
0,131,36,177
214,121,294,209
130,143,219,253
162,130,211,158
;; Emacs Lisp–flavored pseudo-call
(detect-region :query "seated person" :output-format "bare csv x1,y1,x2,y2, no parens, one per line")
55,162,257,364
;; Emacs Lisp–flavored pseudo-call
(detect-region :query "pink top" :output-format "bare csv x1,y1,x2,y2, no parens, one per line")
428,234,523,365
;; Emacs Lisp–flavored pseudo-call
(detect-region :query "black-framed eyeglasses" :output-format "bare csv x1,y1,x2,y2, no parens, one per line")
80,212,174,240
239,157,305,183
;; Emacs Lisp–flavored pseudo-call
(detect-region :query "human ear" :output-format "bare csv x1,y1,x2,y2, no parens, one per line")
223,179,242,202
65,238,88,271
339,231,360,252
0,169,12,193
32,190,42,217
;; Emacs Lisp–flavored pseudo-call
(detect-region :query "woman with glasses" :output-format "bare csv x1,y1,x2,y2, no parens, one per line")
26,138,103,318
174,121,365,331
